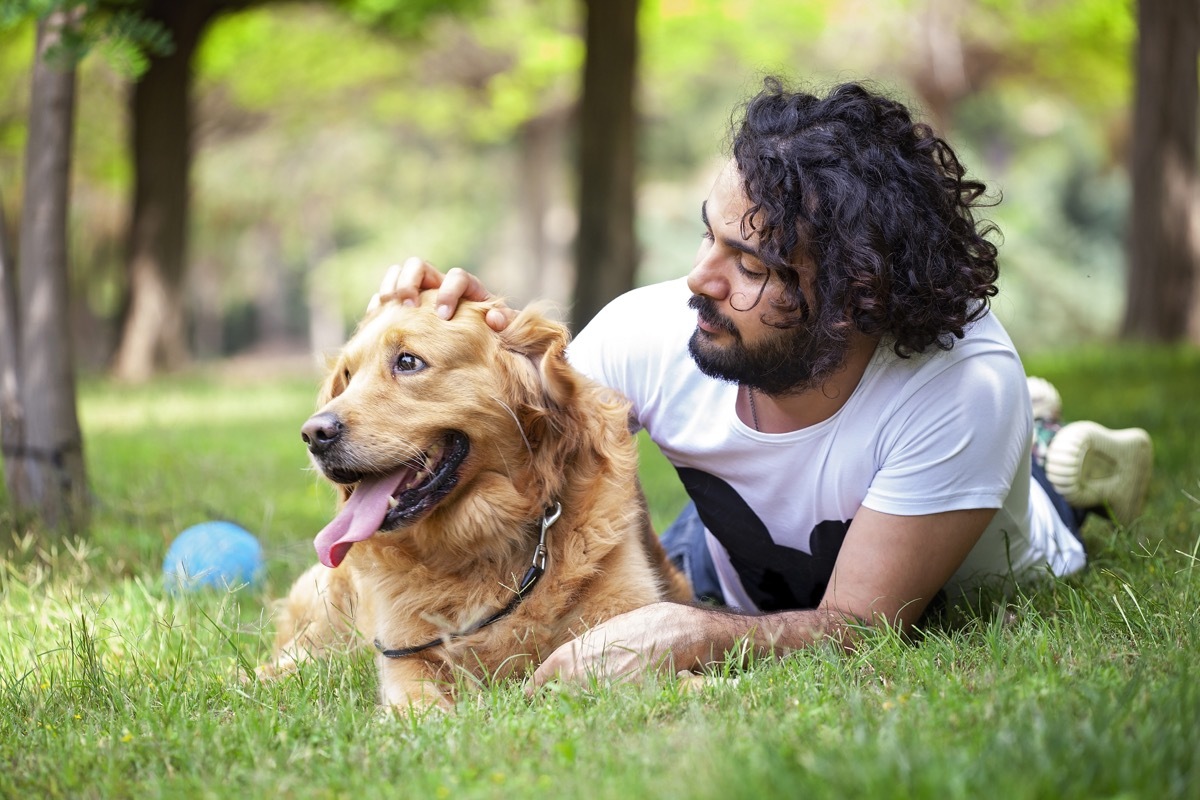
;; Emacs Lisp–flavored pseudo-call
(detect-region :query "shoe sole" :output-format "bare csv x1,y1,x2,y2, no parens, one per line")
1044,421,1153,526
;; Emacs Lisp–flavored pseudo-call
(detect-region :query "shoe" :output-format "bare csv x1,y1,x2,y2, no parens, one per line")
1044,421,1153,526
1027,376,1062,468
1026,376,1062,424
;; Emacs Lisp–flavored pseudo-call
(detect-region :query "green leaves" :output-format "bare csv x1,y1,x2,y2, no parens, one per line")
1,0,173,78
343,0,488,38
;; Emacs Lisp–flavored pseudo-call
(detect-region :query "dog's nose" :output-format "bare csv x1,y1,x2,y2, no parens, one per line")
301,412,344,454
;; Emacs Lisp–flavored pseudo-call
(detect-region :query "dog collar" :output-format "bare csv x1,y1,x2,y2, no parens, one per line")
374,502,562,659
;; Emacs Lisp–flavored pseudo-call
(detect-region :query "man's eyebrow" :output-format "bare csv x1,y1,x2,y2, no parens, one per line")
701,200,761,258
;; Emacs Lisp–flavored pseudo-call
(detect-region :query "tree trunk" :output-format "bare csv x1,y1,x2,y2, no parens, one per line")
1122,0,1200,342
11,11,89,534
515,110,573,307
518,116,554,304
570,0,639,334
0,191,24,507
111,1,216,381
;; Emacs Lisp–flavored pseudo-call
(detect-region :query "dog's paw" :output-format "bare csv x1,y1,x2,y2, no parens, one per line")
245,657,298,685
675,669,739,693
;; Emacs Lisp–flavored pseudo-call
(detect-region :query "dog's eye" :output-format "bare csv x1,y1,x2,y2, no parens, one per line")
394,353,426,374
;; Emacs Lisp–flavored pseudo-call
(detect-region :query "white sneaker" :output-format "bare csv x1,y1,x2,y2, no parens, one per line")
1044,421,1153,526
1027,376,1063,468
1026,376,1062,423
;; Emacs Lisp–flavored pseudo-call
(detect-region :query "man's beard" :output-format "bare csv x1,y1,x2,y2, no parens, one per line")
686,294,848,396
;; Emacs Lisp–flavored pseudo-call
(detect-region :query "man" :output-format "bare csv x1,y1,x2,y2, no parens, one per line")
372,78,1153,687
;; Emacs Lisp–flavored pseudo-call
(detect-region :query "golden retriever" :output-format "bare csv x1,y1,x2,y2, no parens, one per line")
257,290,692,710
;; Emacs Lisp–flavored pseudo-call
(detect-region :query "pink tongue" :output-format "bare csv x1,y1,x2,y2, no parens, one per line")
314,470,408,568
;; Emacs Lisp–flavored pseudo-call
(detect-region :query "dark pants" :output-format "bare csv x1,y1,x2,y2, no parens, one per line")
661,463,1085,605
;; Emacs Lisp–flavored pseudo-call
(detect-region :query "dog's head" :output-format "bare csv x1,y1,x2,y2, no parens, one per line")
304,290,615,568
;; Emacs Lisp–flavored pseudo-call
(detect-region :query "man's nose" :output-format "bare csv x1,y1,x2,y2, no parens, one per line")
686,248,729,300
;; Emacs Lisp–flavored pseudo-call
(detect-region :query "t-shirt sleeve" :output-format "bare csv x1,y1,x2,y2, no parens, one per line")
862,346,1031,516
566,279,689,427
564,309,614,388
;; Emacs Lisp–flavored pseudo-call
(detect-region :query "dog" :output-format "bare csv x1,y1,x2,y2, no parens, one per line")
257,290,692,710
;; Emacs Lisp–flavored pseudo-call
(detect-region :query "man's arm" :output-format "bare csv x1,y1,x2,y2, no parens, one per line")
530,506,996,687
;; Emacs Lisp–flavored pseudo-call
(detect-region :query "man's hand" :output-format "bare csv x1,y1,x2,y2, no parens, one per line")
369,256,515,331
529,603,716,690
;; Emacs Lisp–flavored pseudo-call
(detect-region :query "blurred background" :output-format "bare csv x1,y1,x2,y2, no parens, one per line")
2,0,1161,368
0,0,1196,536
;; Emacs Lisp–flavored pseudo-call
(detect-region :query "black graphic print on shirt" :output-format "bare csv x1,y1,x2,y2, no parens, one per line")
676,467,851,612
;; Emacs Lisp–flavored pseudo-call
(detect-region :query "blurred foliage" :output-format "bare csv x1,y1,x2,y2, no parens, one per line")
0,0,172,76
980,0,1134,112
344,0,487,37
0,0,1147,365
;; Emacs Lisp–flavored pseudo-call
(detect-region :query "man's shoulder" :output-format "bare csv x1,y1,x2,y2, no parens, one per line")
567,277,694,380
574,278,692,345
880,308,1019,372
597,277,691,317
865,309,1025,410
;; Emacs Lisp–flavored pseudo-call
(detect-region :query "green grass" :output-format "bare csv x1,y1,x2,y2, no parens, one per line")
2,346,1198,799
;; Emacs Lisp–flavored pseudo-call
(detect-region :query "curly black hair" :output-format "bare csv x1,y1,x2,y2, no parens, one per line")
730,77,1000,358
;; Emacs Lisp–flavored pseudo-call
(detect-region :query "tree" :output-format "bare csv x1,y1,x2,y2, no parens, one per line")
0,2,170,537
110,0,487,380
7,8,89,534
570,0,639,334
0,173,23,520
1121,0,1199,342
111,0,252,382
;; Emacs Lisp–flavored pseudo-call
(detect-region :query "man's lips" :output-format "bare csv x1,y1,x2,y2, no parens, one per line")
689,294,737,336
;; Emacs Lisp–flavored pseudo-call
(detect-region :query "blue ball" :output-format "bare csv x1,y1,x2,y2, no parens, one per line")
163,521,264,592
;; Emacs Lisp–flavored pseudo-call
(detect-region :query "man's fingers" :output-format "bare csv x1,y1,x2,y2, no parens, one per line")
396,257,445,305
484,306,517,332
435,268,487,318
530,640,575,689
435,268,514,329
368,258,439,311
371,259,514,330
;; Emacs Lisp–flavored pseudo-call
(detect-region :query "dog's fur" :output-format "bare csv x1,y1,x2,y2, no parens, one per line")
258,291,691,709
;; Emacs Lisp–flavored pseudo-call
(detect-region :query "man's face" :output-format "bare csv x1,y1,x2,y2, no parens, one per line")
685,162,846,396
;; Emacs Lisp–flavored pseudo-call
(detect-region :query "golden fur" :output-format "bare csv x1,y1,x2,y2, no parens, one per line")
258,291,691,709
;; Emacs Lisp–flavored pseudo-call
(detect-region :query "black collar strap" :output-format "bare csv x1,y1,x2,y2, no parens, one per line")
374,502,562,659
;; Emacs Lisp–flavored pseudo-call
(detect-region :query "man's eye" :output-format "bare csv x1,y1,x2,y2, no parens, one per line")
737,259,767,280
394,353,426,374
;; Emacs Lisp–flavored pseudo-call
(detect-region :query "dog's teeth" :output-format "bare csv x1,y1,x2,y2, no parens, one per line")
387,496,399,509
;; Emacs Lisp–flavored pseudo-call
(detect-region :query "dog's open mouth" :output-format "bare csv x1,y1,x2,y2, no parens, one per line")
313,431,469,568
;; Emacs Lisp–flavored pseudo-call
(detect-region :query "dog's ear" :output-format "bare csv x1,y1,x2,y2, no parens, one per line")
497,305,589,489
498,304,632,505
497,304,577,410
317,358,348,407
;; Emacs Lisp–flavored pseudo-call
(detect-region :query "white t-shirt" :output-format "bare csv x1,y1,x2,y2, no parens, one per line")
568,278,1085,612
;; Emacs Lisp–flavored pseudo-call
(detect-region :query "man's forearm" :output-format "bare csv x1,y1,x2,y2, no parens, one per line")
669,602,858,669
531,601,863,686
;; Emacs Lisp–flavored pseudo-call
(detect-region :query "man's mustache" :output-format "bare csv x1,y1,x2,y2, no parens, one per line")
688,294,738,336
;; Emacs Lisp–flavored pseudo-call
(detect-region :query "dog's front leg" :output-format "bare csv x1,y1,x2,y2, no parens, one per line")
377,656,453,713
255,563,361,681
